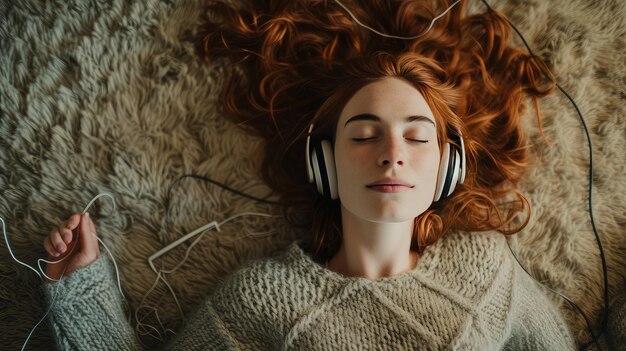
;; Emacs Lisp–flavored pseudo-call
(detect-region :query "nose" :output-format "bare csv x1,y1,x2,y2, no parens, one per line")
377,134,405,167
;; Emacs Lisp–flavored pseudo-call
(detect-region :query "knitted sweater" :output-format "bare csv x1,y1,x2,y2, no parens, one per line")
43,231,576,350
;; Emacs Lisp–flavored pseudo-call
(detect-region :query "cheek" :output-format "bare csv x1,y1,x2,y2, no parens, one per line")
334,144,369,183
412,148,441,178
426,149,441,170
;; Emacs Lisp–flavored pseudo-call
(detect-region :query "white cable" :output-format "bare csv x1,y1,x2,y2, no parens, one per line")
0,192,122,350
333,0,462,40
147,212,280,274
137,211,281,341
2,217,43,279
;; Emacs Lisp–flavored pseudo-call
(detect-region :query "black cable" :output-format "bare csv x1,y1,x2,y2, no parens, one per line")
479,0,608,349
163,173,289,251
165,173,287,207
507,240,600,350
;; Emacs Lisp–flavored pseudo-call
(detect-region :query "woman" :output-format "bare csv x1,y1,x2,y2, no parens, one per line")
43,0,576,349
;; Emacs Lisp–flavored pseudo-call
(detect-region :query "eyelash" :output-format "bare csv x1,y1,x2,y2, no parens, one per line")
351,138,428,143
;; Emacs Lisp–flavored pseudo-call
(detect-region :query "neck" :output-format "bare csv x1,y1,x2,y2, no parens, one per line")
326,204,419,280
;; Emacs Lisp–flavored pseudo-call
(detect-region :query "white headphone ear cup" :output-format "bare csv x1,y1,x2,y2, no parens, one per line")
306,141,314,184
320,140,338,199
311,140,339,199
311,146,323,194
434,142,451,202
434,142,463,202
446,149,461,197
458,134,466,184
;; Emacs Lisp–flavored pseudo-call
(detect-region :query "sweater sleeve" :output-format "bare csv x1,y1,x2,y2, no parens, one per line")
44,254,253,350
43,254,142,351
504,263,577,350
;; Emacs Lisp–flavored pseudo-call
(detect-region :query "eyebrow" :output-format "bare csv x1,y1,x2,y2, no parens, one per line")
344,113,435,128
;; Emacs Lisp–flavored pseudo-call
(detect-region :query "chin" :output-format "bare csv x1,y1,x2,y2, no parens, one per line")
341,199,426,223
362,208,421,224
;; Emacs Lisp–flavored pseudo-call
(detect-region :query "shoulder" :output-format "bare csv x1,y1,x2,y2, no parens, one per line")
209,241,323,326
419,231,512,301
428,233,576,349
212,241,312,294
170,246,300,350
211,244,292,299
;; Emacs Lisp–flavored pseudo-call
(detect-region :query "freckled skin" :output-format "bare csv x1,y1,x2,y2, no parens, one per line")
334,77,440,224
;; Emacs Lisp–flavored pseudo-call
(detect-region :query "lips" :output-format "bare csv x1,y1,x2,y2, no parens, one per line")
366,177,414,188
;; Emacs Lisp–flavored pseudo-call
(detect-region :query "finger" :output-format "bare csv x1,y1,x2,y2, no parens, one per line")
58,226,73,245
88,214,96,233
50,229,66,253
79,213,99,255
65,213,82,230
87,216,100,256
47,228,60,256
43,236,59,257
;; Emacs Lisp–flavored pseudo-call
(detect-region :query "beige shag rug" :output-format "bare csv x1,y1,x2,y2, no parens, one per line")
0,0,624,349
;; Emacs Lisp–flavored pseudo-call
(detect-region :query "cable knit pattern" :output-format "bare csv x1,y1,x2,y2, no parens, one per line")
44,254,141,350
43,231,576,350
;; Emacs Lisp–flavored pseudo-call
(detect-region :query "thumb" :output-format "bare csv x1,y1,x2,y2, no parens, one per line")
61,213,100,276
78,212,99,257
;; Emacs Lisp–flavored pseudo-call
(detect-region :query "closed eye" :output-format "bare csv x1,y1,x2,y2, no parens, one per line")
351,138,428,143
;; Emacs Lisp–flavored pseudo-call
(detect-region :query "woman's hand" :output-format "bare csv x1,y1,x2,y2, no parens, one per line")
43,212,100,281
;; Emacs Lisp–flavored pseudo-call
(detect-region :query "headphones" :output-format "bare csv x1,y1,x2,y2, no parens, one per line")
305,123,466,201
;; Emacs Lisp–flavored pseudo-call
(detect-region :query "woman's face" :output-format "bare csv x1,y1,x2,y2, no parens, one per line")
334,77,441,223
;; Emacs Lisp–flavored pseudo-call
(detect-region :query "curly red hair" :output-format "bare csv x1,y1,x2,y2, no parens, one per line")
195,0,555,262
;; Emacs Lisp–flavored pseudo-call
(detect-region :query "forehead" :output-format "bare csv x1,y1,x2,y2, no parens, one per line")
338,77,436,128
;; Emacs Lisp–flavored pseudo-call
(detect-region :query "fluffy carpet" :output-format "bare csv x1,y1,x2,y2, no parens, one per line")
0,0,624,349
